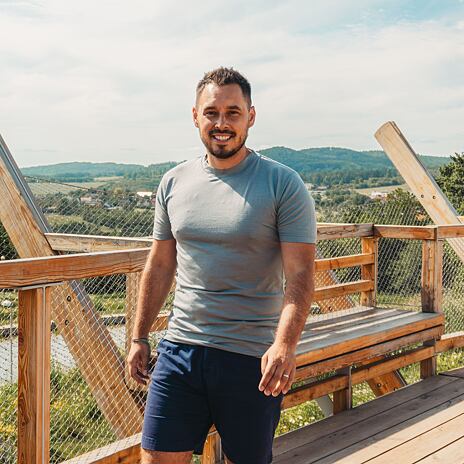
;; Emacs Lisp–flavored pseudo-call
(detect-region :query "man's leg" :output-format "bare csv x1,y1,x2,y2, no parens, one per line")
142,340,212,460
206,348,282,464
141,449,193,464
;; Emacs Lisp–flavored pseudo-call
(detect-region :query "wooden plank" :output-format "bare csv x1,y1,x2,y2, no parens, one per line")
375,121,464,263
373,225,436,240
313,279,374,301
418,436,464,464
46,232,152,252
360,237,377,307
352,346,435,384
312,386,464,463
315,253,374,272
294,325,442,381
273,375,458,458
0,248,149,288
435,332,464,352
282,375,349,410
366,412,464,463
440,367,464,379
296,310,443,366
0,135,143,438
367,371,405,397
17,287,51,464
436,224,464,239
61,433,142,464
316,223,373,240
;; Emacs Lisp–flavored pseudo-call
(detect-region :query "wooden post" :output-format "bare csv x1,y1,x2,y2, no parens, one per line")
17,287,51,464
0,134,143,437
125,271,147,392
375,121,464,263
202,431,222,464
333,367,352,414
360,237,378,307
420,239,443,379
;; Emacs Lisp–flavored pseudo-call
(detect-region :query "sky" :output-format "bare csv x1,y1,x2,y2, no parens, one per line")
0,0,463,167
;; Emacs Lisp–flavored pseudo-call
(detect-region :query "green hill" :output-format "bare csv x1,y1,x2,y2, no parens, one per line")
260,146,448,172
20,147,449,187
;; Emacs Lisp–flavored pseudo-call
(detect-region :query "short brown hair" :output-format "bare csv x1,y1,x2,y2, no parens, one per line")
196,67,252,107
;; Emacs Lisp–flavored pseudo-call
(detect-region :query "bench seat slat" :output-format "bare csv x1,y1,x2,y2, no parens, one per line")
296,307,444,367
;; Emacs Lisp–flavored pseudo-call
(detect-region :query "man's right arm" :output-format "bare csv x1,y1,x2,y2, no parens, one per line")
127,238,177,385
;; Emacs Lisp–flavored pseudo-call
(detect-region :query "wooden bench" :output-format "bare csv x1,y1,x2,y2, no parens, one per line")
282,224,445,416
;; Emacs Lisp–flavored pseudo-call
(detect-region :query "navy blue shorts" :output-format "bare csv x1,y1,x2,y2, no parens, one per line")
141,338,283,464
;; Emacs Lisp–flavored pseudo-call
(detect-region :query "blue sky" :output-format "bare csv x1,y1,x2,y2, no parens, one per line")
0,0,463,167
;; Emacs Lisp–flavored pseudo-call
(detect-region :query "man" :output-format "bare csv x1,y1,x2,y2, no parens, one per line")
127,67,316,464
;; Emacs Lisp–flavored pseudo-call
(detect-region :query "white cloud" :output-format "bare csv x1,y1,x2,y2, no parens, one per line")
0,1,463,167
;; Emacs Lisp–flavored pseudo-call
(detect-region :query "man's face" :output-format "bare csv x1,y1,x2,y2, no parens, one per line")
193,83,256,159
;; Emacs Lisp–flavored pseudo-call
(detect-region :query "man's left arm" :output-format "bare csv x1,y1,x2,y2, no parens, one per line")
259,242,315,396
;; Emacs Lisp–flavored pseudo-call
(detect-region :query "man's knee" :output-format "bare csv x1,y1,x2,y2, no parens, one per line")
141,448,193,464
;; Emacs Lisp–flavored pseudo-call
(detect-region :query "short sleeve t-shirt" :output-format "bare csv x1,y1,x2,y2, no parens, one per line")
153,150,317,357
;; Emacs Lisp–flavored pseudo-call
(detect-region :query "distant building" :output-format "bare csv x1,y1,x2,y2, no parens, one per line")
80,194,101,206
136,191,155,208
136,191,153,198
370,191,388,200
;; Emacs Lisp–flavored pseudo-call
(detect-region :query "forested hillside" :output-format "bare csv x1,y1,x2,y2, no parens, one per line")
21,146,449,190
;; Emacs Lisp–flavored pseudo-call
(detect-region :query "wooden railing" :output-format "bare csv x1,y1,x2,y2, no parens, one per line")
3,223,464,464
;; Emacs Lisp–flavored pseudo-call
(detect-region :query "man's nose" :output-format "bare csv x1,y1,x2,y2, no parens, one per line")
215,113,229,130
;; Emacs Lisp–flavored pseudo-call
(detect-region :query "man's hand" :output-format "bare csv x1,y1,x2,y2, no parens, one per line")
127,342,151,385
259,342,296,396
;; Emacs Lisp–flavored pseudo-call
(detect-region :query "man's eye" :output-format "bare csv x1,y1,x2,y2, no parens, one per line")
205,111,217,116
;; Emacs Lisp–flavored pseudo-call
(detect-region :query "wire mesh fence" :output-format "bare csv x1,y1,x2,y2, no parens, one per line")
1,176,464,463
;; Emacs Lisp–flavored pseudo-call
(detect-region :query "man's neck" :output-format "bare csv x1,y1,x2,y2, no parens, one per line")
206,146,250,170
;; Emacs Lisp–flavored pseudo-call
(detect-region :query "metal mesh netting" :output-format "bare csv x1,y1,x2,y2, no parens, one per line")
1,177,464,463
26,176,155,237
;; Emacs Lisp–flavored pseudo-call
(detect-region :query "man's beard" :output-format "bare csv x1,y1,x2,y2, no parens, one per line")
201,130,248,160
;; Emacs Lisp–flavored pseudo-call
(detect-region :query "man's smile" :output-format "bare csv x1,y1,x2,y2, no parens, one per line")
211,133,234,142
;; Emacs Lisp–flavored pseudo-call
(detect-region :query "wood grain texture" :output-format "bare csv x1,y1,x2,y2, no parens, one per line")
360,237,377,307
315,253,374,272
317,223,373,240
274,375,457,459
421,240,443,313
274,376,464,464
17,288,51,464
294,325,442,380
375,121,464,263
313,279,374,301
0,148,143,438
295,308,443,366
46,232,152,252
202,432,222,464
61,433,142,464
373,225,436,240
0,248,149,288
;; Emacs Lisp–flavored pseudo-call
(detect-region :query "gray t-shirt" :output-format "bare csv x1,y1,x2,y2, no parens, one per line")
153,150,317,357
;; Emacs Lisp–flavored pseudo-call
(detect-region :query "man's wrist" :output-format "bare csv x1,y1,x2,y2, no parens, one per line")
273,337,298,352
132,337,151,350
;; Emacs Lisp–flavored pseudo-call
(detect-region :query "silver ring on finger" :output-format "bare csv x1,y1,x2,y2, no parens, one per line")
283,373,290,378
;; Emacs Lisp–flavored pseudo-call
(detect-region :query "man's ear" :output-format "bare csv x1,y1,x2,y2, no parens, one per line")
248,106,256,128
192,106,199,128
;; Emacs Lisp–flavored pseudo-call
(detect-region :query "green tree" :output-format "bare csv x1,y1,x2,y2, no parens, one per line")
437,152,464,214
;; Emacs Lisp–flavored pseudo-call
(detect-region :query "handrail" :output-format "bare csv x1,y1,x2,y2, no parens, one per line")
0,248,149,288
4,224,464,289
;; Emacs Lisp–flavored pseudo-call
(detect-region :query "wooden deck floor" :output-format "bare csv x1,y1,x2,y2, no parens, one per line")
273,368,464,463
